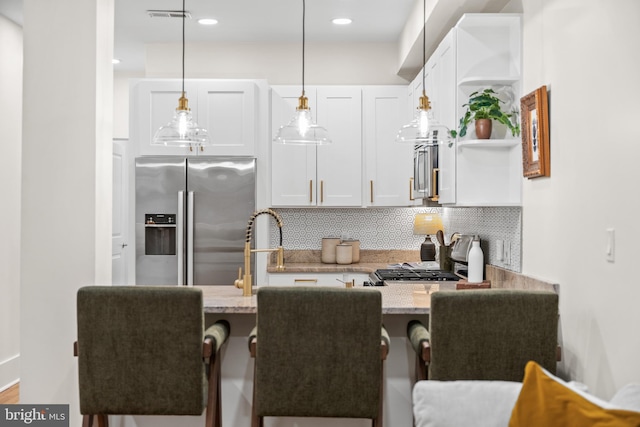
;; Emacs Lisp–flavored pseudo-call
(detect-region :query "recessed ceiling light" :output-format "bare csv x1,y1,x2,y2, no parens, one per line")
332,18,352,25
112,58,121,64
198,18,218,25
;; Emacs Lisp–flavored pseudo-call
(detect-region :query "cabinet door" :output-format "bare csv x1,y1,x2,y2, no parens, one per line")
316,87,362,207
271,86,317,206
133,79,197,156
363,86,414,206
267,272,370,287
196,81,257,156
433,29,457,205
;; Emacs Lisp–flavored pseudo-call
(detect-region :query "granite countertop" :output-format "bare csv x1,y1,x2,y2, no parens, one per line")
267,249,422,273
197,266,559,314
197,282,456,315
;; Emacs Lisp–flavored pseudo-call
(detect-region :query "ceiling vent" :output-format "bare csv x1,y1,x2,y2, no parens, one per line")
147,10,192,19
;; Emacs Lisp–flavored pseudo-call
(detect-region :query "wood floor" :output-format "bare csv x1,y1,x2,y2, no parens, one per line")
0,383,19,404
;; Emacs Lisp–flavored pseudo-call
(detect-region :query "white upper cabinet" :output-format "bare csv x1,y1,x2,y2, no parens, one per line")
453,14,522,206
131,79,257,156
131,79,197,156
271,86,318,206
363,86,415,207
421,14,522,207
316,87,362,207
196,81,257,156
427,29,457,205
271,86,362,207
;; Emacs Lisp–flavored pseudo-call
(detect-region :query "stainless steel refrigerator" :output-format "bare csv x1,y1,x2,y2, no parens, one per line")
135,156,256,286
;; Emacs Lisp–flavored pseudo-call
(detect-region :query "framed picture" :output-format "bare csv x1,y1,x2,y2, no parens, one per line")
520,85,550,178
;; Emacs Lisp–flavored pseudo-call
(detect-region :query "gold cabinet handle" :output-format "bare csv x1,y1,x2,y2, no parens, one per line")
309,180,313,203
320,180,324,203
430,168,439,202
370,180,374,203
294,278,318,284
409,178,415,201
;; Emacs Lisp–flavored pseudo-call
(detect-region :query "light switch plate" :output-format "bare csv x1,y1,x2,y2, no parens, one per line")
496,240,504,262
503,241,511,265
606,228,615,262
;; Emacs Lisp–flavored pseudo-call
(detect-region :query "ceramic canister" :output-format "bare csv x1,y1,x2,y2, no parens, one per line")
342,239,360,263
321,237,341,264
336,243,353,265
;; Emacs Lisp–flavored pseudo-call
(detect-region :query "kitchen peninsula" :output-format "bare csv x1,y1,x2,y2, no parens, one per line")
199,266,557,427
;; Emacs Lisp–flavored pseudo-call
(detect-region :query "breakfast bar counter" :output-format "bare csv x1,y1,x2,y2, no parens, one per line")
201,283,431,427
197,267,558,427
198,282,456,314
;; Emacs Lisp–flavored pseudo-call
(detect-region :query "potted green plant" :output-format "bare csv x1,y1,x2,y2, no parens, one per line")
450,88,520,139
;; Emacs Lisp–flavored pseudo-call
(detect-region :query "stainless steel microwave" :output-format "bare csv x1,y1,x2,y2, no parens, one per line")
413,143,439,201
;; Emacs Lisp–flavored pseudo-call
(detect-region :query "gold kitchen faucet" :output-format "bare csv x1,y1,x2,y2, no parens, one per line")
235,209,285,296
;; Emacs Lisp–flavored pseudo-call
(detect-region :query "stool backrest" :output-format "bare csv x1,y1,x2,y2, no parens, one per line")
255,286,383,419
429,289,558,381
76,286,205,415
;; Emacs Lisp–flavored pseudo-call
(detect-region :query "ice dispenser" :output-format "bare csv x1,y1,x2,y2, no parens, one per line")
144,214,177,255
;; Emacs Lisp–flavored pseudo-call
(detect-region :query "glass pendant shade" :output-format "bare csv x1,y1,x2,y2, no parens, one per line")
274,0,331,145
397,92,434,143
153,95,210,146
151,0,210,148
274,94,331,145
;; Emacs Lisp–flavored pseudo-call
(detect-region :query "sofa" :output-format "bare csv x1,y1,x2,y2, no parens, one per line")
413,361,640,427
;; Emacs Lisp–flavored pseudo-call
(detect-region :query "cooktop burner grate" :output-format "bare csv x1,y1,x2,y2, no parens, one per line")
368,269,460,286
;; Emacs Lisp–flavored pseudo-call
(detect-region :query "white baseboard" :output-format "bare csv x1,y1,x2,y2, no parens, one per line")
0,354,20,392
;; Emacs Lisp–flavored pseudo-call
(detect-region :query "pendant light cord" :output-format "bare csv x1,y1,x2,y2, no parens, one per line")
182,0,186,95
302,0,306,93
422,0,426,92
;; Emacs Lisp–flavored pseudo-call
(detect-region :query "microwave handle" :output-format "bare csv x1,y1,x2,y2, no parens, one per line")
413,151,421,191
409,178,415,201
413,149,427,193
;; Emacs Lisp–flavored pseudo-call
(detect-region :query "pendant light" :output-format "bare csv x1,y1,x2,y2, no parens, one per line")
396,0,435,144
274,0,331,145
153,0,210,148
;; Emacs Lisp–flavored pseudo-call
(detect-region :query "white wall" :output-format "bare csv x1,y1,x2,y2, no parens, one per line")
0,14,22,392
521,0,640,398
113,71,143,139
145,41,408,85
20,1,113,424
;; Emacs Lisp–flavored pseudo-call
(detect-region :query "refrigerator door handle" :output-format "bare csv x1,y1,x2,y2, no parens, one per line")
187,191,195,286
177,191,185,286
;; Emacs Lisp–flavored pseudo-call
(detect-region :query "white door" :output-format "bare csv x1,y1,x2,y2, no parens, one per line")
112,138,128,284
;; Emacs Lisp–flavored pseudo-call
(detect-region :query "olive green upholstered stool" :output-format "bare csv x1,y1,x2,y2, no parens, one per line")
249,286,389,427
407,289,559,382
75,286,229,427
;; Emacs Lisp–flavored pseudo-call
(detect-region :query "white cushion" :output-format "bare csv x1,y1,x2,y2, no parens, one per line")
610,384,640,412
412,380,522,427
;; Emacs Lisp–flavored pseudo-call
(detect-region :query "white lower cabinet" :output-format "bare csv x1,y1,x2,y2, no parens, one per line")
271,86,362,207
131,79,257,156
266,272,371,287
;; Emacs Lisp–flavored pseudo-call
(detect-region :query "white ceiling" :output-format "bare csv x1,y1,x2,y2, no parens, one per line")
0,0,415,72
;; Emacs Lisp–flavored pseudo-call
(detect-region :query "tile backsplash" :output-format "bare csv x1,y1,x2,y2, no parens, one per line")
268,207,522,271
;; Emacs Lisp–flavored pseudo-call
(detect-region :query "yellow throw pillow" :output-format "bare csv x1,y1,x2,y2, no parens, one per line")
509,361,640,427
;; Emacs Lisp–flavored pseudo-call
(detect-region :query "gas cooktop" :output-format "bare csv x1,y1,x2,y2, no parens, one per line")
366,269,460,286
